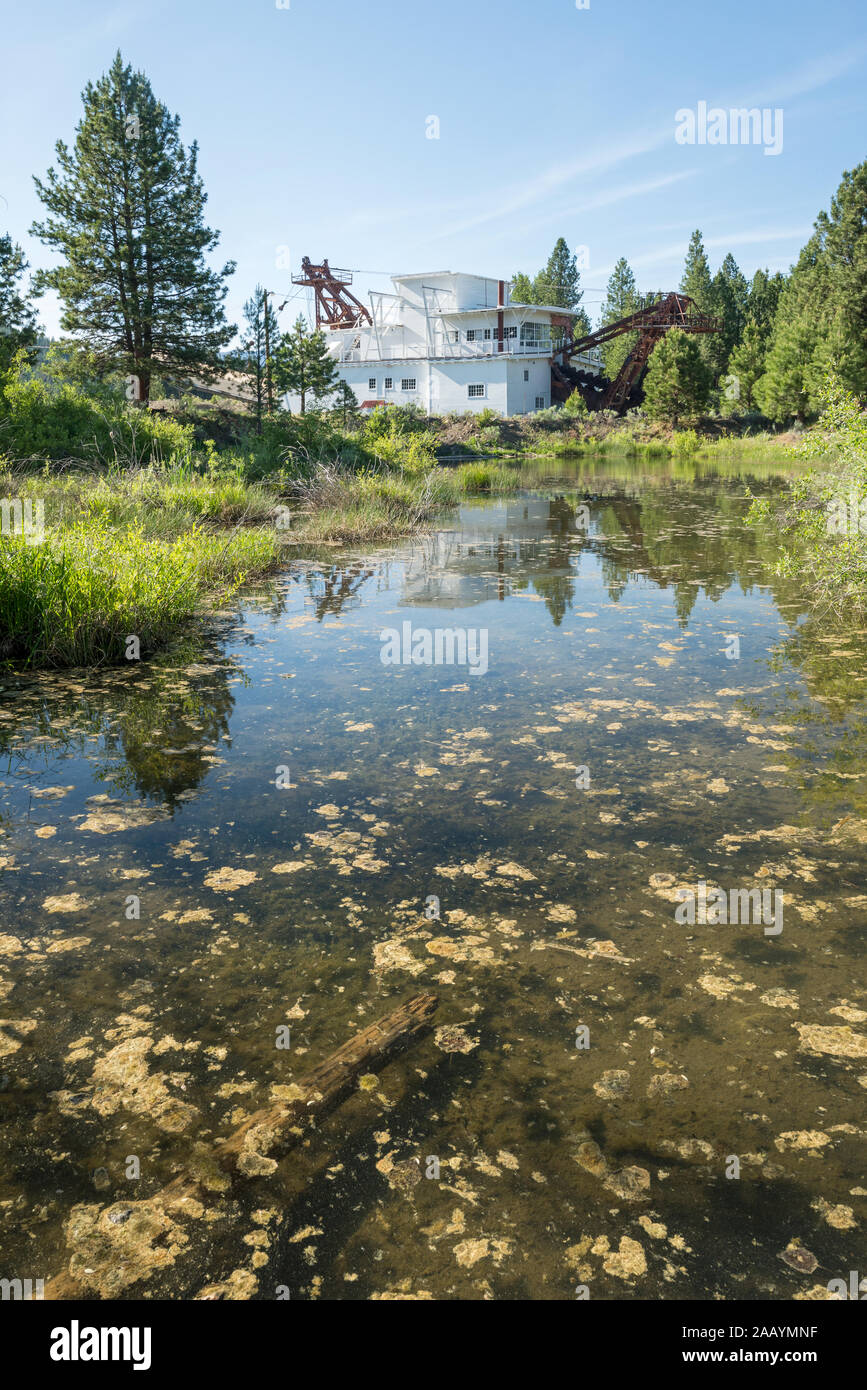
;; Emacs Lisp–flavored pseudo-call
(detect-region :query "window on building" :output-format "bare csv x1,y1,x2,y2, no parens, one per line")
535,395,545,409
368,378,377,392
451,331,459,343
505,325,517,339
484,328,491,340
468,384,485,399
401,378,416,391
384,377,393,390
523,370,529,382
466,329,476,341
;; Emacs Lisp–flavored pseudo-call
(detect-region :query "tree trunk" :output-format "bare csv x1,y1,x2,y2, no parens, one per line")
43,992,438,1300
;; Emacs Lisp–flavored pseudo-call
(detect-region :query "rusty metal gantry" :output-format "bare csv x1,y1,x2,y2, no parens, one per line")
553,292,720,413
291,257,373,330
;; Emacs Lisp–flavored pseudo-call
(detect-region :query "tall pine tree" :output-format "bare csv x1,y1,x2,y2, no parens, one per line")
241,286,280,432
0,234,40,371
599,257,640,381
31,52,236,404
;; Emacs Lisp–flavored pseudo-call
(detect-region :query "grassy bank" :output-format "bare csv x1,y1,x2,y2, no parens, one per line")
0,363,814,669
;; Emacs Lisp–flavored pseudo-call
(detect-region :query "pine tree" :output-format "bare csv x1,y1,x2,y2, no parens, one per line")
511,239,588,334
680,230,713,310
31,52,235,404
757,162,867,420
273,315,339,414
600,257,640,381
720,253,749,329
510,272,535,303
534,237,581,309
747,269,786,340
331,380,361,428
757,236,831,422
642,328,712,426
726,321,766,411
0,234,40,371
816,161,867,393
241,286,280,432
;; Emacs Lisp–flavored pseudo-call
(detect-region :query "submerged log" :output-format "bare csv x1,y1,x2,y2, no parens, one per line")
44,991,438,1300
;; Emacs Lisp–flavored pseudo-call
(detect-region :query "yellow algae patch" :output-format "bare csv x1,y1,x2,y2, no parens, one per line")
42,893,87,913
35,826,57,839
272,861,310,874
453,1237,513,1268
602,1236,646,1279
87,1034,199,1133
344,721,373,732
638,1216,667,1239
775,1130,831,1152
494,862,536,881
0,1019,38,1056
761,989,799,1010
795,1023,867,1060
78,805,166,834
45,937,91,954
204,867,259,891
66,1200,190,1298
373,940,425,976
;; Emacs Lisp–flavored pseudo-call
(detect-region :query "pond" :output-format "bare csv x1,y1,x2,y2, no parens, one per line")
1,454,865,1301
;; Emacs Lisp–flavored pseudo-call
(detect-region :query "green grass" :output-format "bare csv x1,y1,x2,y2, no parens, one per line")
0,464,280,668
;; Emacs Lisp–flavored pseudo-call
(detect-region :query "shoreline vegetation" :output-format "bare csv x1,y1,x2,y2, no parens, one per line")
0,366,861,670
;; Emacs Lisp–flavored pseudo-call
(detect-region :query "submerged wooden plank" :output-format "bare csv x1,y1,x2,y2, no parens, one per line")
44,991,438,1300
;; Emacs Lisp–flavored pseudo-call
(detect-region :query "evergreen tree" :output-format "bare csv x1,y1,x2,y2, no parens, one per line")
273,315,339,414
679,230,713,310
642,327,712,426
706,269,740,378
758,162,867,421
747,268,786,340
0,233,40,371
757,235,831,422
815,161,867,393
726,320,766,411
534,237,581,309
511,238,589,334
720,253,749,329
241,285,280,432
31,52,236,404
599,257,640,381
510,272,534,303
331,379,361,428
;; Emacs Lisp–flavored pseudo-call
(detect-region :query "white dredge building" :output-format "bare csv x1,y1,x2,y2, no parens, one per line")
290,262,601,417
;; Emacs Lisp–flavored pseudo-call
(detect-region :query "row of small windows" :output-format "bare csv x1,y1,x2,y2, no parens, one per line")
454,326,519,343
369,377,415,392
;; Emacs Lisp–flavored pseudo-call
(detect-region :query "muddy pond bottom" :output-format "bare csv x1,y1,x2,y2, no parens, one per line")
1,463,865,1301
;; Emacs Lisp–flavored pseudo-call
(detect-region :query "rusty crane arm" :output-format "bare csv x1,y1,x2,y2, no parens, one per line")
554,292,719,413
291,257,373,330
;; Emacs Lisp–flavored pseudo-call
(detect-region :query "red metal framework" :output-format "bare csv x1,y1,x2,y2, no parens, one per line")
553,292,720,413
291,257,373,330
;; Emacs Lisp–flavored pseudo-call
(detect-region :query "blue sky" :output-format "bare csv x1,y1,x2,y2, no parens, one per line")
2,0,865,340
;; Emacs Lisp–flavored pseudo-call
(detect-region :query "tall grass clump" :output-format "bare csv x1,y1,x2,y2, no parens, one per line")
0,518,277,668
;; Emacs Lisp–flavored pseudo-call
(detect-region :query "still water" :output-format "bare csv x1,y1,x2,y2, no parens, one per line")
1,457,865,1300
